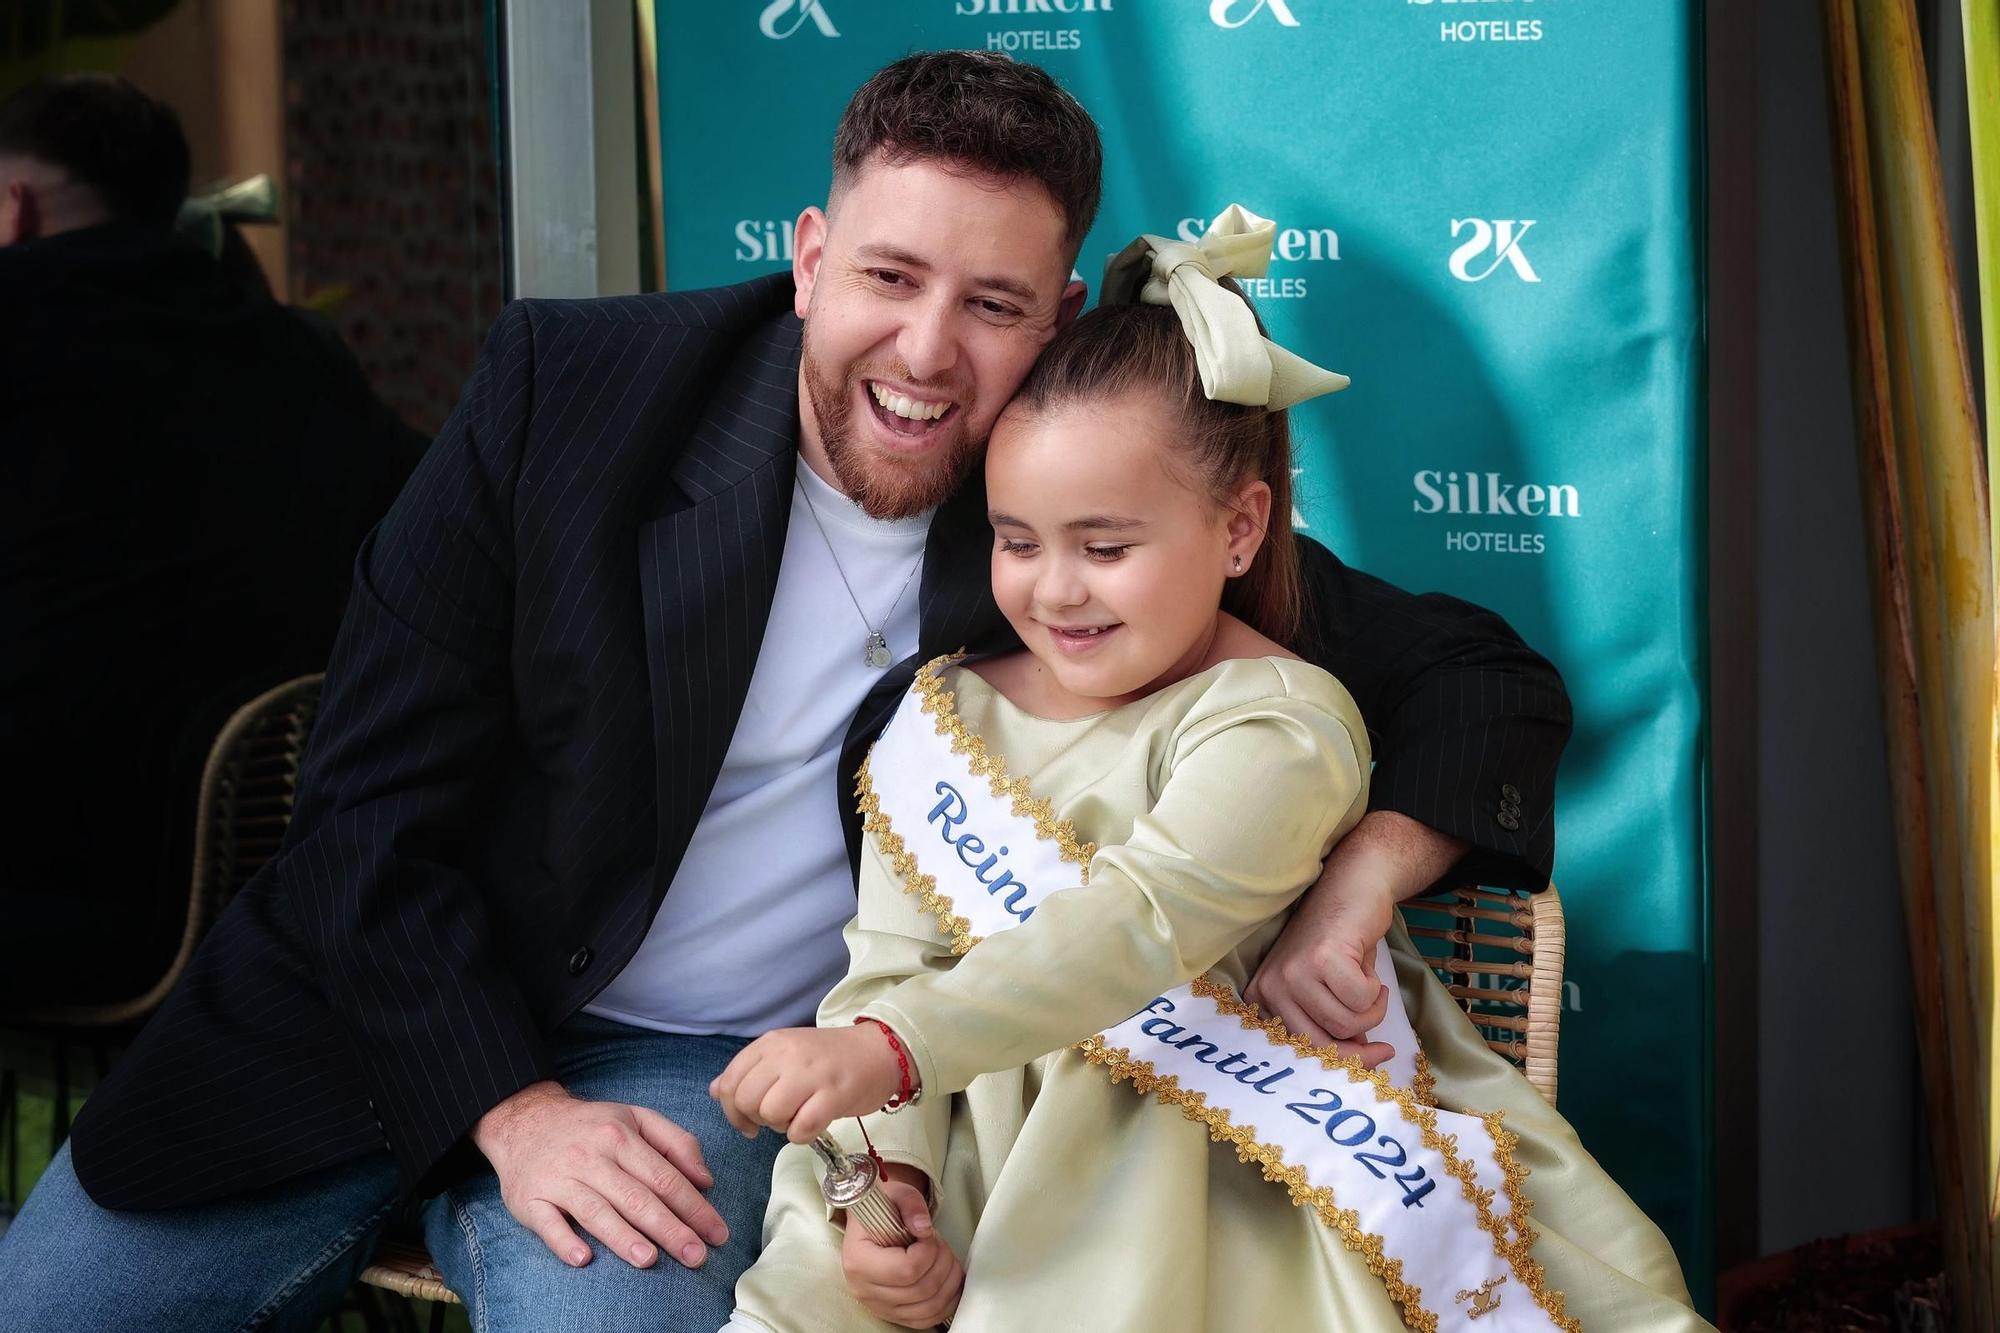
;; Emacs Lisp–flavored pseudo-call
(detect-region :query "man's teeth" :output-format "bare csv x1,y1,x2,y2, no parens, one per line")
869,383,950,421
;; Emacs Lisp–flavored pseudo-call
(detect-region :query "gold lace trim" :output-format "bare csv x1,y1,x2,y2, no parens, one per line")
1413,1048,1440,1109
1076,1033,1438,1332
908,652,1097,878
855,652,1579,1332
857,755,976,956
851,653,1093,955
1187,975,1581,1333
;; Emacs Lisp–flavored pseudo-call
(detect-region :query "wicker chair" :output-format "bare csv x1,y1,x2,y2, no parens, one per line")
12,674,325,1030
0,674,461,1326
176,675,464,1320
184,677,463,1320
1400,883,1567,1105
1,675,327,1214
355,1240,461,1328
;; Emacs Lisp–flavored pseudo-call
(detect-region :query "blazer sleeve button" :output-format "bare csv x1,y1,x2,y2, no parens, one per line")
1496,812,1521,832
568,946,594,976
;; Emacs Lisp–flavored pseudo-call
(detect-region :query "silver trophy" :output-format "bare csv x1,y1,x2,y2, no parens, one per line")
810,1132,914,1246
813,1131,954,1329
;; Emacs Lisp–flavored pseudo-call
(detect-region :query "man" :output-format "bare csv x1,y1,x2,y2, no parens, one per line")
0,74,420,1010
0,54,1568,1331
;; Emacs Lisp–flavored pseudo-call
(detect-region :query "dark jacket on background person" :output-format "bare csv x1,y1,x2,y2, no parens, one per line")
0,221,424,1009
68,273,1570,1212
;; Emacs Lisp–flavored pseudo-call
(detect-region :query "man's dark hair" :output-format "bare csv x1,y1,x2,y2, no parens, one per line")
832,51,1102,255
0,74,191,229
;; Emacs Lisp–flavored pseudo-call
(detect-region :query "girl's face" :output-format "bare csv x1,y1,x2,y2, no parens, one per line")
985,388,1269,709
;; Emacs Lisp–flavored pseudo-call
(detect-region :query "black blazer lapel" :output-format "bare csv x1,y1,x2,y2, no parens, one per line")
638,313,802,899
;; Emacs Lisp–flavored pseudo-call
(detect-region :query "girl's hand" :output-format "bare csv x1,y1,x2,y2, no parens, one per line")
1248,810,1464,1056
707,1024,904,1142
1246,868,1396,1060
841,1175,963,1328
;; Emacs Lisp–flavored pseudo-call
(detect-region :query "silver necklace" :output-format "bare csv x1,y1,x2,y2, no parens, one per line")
797,477,922,669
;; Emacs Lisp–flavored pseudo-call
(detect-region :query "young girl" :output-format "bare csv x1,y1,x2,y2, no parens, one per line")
712,212,1706,1332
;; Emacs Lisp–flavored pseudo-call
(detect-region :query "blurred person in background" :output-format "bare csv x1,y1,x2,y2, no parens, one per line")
0,73,423,1009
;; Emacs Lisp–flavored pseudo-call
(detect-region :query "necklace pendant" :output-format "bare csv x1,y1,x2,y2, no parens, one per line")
864,631,893,669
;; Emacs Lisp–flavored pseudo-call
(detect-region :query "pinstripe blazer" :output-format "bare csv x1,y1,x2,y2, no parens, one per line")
70,274,1569,1211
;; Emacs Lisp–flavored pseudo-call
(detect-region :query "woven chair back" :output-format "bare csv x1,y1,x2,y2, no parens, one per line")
14,676,326,1029
1400,884,1565,1106
192,675,324,928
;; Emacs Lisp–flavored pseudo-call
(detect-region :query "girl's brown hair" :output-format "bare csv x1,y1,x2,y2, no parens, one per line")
1006,297,1306,647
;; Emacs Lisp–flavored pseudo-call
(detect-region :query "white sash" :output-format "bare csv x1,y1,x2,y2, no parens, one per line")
857,660,1581,1333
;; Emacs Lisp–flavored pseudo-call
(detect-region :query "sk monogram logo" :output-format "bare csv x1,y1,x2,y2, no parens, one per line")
1448,218,1541,283
1209,0,1300,28
1455,1274,1507,1319
760,0,839,39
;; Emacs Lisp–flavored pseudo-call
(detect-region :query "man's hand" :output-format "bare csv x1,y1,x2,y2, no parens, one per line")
470,1081,729,1271
841,1172,963,1329
708,1024,903,1143
1246,810,1468,1052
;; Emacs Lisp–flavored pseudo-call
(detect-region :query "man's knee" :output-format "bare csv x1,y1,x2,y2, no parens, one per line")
0,1148,206,1327
424,1170,755,1333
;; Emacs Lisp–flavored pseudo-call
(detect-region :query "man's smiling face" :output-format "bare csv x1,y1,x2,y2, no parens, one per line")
792,152,1086,520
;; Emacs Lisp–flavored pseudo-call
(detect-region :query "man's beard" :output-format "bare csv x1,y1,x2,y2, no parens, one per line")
801,325,984,521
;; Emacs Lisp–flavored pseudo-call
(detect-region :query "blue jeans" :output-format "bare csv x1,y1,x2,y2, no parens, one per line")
0,1017,783,1332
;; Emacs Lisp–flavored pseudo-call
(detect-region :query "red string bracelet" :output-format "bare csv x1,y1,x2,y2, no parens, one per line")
856,1116,887,1175
855,1016,919,1112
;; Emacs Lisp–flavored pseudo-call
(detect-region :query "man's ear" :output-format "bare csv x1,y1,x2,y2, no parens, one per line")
1056,279,1088,329
792,206,829,319
0,180,39,247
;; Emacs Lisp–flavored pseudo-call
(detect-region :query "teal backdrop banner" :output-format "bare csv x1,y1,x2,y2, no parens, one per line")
658,0,1710,1302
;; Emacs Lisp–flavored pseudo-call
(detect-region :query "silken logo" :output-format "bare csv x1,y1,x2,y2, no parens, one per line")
1413,470,1579,518
1209,0,1300,28
958,0,1113,11
760,0,839,39
735,218,799,262
1448,218,1540,283
1175,216,1338,262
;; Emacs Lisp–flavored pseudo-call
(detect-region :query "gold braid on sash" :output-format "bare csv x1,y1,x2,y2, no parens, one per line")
1182,978,1581,1333
853,652,1581,1333
856,755,977,956
909,653,1097,877
1413,1049,1440,1109
1075,1033,1437,1332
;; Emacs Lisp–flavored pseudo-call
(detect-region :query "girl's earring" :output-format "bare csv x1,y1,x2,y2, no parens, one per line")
1231,555,1244,574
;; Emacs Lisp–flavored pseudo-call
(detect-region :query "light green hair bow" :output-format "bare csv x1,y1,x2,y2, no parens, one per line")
1099,203,1350,410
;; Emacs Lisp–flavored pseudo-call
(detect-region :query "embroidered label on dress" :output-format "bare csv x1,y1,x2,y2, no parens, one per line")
1459,1276,1509,1319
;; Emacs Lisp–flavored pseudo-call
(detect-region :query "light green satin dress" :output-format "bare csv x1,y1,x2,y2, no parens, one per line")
730,658,1707,1333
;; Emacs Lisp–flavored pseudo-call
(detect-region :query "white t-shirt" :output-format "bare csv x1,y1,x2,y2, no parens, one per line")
585,462,931,1035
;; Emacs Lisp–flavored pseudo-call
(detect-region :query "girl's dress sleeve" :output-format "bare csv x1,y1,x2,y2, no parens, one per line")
858,661,1369,1105
811,806,964,1188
